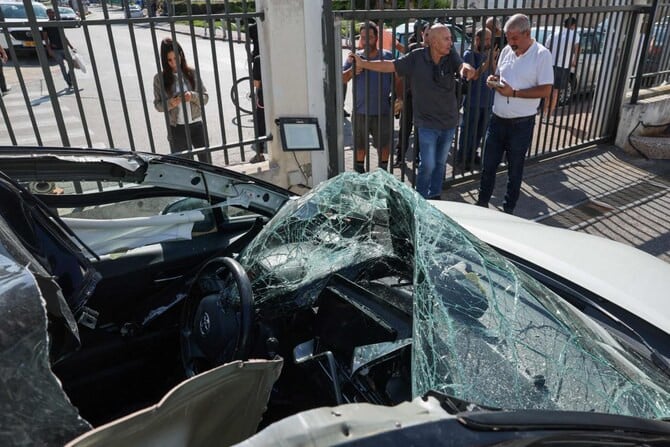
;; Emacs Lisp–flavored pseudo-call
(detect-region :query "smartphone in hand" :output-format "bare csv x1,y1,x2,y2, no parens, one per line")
486,79,504,89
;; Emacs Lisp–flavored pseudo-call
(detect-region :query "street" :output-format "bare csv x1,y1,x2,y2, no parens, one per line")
0,5,259,164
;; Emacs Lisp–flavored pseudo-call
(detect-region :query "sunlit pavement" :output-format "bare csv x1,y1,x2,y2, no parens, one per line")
443,144,670,263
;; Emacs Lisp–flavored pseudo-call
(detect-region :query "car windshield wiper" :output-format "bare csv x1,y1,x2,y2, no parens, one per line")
425,390,500,414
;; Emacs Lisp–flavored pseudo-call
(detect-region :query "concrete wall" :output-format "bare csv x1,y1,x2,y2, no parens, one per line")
242,0,328,191
616,85,670,154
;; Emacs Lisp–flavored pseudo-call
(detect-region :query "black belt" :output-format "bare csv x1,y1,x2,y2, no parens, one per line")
493,114,535,124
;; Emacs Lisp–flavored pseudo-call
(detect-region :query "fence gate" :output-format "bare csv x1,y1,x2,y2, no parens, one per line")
324,0,652,185
0,1,267,165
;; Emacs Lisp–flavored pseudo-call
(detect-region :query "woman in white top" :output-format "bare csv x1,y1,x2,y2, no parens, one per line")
153,38,210,162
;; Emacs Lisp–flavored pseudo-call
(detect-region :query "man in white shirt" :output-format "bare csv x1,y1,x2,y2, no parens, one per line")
476,13,553,214
544,17,580,120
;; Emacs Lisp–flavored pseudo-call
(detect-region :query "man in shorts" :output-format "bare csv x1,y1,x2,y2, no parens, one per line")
343,23,395,173
544,17,580,121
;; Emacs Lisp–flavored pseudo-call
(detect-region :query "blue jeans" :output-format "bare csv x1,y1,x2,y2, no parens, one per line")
477,114,535,213
416,127,456,199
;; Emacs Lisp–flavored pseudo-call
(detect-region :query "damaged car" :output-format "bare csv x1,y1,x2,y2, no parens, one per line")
0,147,669,446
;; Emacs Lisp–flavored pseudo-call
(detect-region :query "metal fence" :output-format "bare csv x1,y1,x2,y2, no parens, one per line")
0,0,267,165
630,0,670,101
327,0,652,185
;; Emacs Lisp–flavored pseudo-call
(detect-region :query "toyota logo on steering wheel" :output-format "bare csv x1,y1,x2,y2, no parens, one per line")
199,312,211,336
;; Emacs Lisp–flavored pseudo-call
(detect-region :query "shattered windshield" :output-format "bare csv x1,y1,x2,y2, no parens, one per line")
239,170,670,419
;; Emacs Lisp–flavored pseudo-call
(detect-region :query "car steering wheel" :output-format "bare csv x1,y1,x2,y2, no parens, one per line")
180,257,254,377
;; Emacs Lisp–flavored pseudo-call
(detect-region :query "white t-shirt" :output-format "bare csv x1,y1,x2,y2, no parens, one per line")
173,72,200,125
546,28,580,69
493,40,554,118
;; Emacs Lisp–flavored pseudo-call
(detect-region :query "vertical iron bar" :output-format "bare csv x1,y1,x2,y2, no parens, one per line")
631,0,658,103
85,0,115,147
24,0,70,146
324,0,341,178
611,7,645,133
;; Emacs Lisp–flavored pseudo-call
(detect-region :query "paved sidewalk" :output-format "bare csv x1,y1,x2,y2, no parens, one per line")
441,144,670,263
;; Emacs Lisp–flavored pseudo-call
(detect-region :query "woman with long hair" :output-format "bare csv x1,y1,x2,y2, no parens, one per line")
153,37,210,162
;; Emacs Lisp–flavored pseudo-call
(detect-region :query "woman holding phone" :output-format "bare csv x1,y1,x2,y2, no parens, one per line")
153,37,210,162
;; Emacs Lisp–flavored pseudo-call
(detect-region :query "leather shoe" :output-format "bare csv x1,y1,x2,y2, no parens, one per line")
249,153,265,163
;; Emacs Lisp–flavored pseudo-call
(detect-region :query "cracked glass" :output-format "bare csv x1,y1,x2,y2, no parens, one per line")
239,169,670,419
0,239,92,445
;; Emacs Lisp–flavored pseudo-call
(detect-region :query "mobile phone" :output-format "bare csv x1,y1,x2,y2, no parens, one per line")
487,79,504,88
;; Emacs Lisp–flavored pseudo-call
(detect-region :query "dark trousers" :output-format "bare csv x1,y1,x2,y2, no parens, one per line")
253,104,266,154
0,58,6,92
395,92,414,162
170,121,210,163
477,114,535,214
51,49,72,87
457,105,489,168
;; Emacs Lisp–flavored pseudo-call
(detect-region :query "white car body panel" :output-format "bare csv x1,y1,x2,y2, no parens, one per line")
66,358,283,447
430,201,670,336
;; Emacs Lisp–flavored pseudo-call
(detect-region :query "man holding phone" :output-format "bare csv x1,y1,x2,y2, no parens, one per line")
476,13,553,215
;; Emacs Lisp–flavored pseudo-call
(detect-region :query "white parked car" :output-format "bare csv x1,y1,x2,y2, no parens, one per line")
0,1,49,53
531,25,605,105
125,4,145,18
58,6,79,21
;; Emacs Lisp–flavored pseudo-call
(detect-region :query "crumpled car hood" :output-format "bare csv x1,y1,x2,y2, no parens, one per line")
238,169,670,419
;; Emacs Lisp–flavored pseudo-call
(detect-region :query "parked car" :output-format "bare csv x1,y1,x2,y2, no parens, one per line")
531,25,604,105
393,20,470,56
0,1,49,53
1,147,669,446
58,6,79,20
644,18,670,86
125,4,145,18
